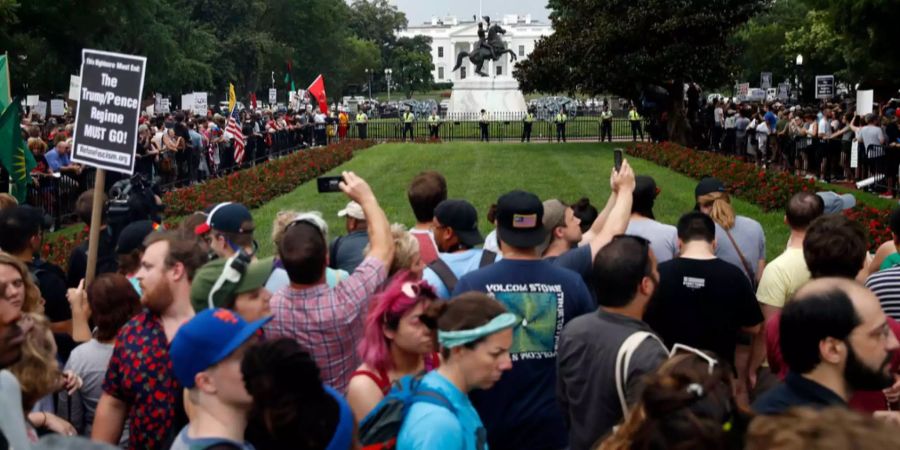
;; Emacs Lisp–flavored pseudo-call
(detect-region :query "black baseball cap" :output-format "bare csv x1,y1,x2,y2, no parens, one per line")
695,177,726,199
434,200,483,248
496,190,547,248
0,205,52,239
194,202,254,235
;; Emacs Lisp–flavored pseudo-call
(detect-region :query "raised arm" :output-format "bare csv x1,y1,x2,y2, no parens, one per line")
340,171,394,267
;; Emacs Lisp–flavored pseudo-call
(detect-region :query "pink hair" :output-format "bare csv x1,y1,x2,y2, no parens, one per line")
357,271,435,373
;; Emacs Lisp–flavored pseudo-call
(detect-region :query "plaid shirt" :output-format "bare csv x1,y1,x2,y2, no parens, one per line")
265,257,387,393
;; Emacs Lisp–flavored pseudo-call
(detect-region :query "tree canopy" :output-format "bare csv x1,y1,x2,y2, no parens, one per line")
0,0,431,103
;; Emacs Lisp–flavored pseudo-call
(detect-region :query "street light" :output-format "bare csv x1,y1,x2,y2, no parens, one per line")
794,54,803,102
364,68,373,100
385,68,393,103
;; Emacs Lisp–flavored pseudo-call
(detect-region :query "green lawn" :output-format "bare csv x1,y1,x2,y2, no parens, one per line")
352,118,641,141
249,142,791,260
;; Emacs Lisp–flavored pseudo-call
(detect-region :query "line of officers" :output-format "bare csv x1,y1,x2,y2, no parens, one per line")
351,105,644,142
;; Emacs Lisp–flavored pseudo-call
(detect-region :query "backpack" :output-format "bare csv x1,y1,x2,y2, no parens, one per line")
427,250,496,293
615,331,666,416
358,374,456,450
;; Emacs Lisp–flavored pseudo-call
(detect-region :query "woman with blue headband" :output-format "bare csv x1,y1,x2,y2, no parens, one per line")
397,292,517,450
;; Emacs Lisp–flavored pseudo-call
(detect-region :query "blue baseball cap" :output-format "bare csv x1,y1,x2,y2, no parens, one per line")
170,308,272,389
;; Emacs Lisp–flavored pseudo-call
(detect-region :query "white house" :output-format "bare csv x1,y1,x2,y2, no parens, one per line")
396,14,553,83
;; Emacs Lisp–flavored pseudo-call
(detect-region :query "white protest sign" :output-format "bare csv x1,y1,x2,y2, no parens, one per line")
181,94,194,112
160,97,170,113
192,92,207,115
145,105,155,115
760,72,772,90
71,49,147,175
69,75,81,101
34,101,47,118
268,88,277,105
857,90,874,116
26,95,39,106
738,83,750,99
851,140,859,169
50,99,66,116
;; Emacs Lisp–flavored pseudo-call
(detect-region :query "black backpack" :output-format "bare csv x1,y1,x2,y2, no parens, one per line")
427,250,496,293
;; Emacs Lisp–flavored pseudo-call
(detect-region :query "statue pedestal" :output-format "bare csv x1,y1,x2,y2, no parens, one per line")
447,77,527,117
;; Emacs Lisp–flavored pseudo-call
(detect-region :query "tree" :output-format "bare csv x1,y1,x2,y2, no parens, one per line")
731,0,810,88
387,36,434,98
516,0,770,145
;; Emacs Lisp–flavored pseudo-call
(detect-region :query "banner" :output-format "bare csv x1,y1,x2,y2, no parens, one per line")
69,75,81,101
815,75,834,99
71,49,146,175
50,99,65,116
856,90,874,116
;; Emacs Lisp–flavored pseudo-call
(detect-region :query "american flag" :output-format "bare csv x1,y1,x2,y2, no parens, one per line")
225,107,245,165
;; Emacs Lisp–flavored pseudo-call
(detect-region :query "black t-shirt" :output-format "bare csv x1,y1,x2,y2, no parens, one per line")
28,259,70,323
174,122,193,150
644,257,763,367
886,122,899,146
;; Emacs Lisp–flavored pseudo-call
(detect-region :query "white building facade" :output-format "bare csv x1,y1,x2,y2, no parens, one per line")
396,14,553,83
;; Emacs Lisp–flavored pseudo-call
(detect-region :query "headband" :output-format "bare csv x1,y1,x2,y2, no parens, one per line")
438,313,518,349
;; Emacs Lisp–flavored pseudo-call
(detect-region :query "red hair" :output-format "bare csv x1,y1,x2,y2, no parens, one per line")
357,271,436,373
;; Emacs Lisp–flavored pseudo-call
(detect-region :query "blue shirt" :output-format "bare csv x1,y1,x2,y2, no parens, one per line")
398,371,486,450
45,148,71,172
171,426,255,450
422,249,501,299
752,372,846,415
453,259,594,450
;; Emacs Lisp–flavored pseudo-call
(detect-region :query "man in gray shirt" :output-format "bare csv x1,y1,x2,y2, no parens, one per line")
557,235,668,450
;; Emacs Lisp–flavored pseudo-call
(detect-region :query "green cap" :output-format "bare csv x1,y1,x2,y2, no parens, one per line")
191,256,274,313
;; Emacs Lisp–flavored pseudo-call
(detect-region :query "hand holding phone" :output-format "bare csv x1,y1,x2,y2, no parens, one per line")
317,176,344,193
614,149,624,172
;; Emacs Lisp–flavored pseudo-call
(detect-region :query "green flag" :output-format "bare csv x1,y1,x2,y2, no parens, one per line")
0,100,37,203
0,54,10,111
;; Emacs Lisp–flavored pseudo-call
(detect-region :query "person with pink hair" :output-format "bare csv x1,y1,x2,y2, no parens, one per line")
346,271,441,421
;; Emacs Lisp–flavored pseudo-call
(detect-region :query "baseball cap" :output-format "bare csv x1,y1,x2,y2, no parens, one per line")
190,256,274,312
194,202,254,235
816,191,856,214
116,220,158,255
0,205,52,238
434,199,484,248
337,201,365,220
695,177,726,199
170,308,271,389
496,190,547,248
633,176,659,212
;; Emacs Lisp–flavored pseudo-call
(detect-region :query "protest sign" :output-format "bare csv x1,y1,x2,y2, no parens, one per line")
34,101,47,118
269,88,277,105
71,49,146,175
50,99,65,116
181,93,194,112
851,140,859,169
777,83,790,101
760,72,772,90
738,83,750,99
26,95,39,106
69,75,81,101
160,97,170,113
815,75,834,99
856,90,874,116
192,92,207,115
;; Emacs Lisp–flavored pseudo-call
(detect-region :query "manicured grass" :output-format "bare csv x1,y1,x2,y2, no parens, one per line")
250,142,791,260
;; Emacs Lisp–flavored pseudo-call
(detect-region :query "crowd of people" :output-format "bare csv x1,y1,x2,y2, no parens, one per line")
2,152,900,450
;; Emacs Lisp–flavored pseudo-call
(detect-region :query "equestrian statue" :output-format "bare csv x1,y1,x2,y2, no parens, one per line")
452,16,518,77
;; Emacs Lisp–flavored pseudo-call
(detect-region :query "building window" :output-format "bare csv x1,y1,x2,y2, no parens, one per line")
438,46,444,57
496,66,503,76
461,67,467,79
518,45,525,57
438,67,444,80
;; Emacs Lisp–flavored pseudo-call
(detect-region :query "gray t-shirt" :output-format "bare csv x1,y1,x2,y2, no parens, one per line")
714,216,766,281
62,339,122,440
859,125,885,153
557,311,668,450
330,230,370,273
626,218,678,264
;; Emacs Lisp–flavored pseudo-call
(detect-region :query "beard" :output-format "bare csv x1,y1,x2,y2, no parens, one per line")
142,279,175,314
844,342,894,392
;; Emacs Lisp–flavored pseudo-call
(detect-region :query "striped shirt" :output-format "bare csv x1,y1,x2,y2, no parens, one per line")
264,257,387,393
865,267,900,321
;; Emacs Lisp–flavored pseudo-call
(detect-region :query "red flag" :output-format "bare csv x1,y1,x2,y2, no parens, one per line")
308,74,328,115
250,92,257,110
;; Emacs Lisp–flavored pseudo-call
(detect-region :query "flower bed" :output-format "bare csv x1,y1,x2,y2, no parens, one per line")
43,140,373,268
626,141,892,249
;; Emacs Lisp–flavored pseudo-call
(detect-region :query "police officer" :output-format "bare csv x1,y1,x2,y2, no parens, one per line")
555,107,568,143
428,109,441,140
629,104,644,142
356,107,368,140
402,107,415,142
522,108,535,142
600,105,613,142
479,109,490,142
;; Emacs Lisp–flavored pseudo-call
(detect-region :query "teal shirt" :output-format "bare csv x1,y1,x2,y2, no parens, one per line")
397,371,487,450
881,253,900,271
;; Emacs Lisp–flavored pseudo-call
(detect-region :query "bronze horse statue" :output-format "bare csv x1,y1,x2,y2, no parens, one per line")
452,18,518,77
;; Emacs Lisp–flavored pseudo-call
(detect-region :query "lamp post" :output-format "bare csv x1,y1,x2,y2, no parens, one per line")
364,68,372,100
385,68,393,103
794,54,803,102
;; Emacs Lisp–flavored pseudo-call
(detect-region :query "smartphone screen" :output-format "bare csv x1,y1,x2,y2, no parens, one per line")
614,149,623,172
317,176,344,193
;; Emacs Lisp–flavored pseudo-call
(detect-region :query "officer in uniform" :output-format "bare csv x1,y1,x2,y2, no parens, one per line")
629,104,644,142
555,108,568,143
402,107,415,142
521,107,535,142
356,107,368,140
479,109,490,142
600,105,613,142
427,109,441,140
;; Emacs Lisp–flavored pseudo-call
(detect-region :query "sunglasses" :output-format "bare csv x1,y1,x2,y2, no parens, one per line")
669,343,719,375
401,281,437,300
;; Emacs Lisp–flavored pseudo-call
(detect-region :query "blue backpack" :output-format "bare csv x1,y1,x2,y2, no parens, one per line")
358,373,456,450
